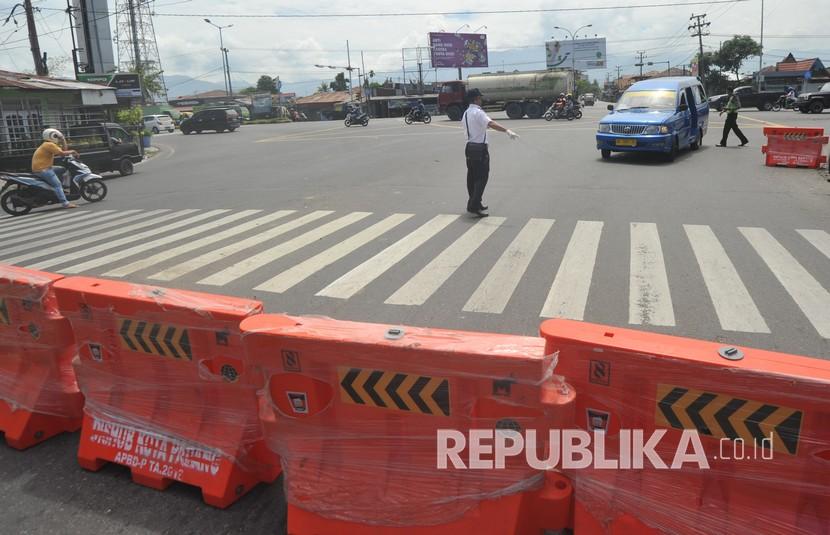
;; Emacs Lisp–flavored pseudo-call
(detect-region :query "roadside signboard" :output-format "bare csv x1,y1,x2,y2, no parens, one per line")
428,32,488,68
78,72,142,98
546,38,607,70
252,93,273,116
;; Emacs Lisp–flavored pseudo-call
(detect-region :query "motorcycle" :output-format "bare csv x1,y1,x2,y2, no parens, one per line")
404,109,432,124
344,111,369,127
771,94,797,112
544,101,583,121
0,156,108,216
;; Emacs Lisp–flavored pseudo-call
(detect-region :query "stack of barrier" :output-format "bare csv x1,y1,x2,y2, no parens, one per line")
0,265,83,449
541,319,830,535
241,314,576,534
761,126,828,168
52,277,280,508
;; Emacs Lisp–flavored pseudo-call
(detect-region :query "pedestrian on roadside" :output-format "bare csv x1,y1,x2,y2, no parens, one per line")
717,88,748,147
462,88,519,217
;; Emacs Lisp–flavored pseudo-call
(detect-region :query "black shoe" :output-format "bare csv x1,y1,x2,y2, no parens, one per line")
716,143,726,147
475,209,489,218
479,205,488,211
740,141,748,147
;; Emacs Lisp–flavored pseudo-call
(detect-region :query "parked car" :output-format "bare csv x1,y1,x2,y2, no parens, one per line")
180,108,241,135
795,82,830,114
143,114,175,134
67,123,143,176
596,77,709,161
708,86,784,111
581,93,596,106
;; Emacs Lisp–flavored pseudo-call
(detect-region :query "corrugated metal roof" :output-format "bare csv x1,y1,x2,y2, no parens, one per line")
0,69,118,92
294,91,352,105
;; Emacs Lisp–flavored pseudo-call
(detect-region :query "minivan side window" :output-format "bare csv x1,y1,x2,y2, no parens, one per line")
692,85,705,104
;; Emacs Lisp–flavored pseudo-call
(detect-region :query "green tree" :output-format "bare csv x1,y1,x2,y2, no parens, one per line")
329,72,348,91
239,86,258,95
256,75,277,93
713,35,762,81
317,82,330,93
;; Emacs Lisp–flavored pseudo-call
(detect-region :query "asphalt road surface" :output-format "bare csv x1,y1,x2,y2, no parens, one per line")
0,103,828,533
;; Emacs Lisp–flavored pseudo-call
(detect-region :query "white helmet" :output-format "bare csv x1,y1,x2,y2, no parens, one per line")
42,128,64,143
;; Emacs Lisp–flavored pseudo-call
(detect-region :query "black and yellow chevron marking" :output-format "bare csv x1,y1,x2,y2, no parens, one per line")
656,384,802,456
119,319,192,360
0,298,9,325
338,367,450,416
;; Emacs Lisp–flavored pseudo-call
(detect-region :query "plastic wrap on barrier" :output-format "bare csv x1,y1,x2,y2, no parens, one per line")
242,314,575,531
0,264,82,448
52,276,279,507
541,319,830,535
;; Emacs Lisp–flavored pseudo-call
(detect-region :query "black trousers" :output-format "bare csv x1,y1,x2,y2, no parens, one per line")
465,145,490,212
720,113,748,145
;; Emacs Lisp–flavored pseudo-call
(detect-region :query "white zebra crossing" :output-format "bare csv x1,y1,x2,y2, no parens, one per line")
684,225,769,333
740,227,830,339
464,218,554,314
149,210,332,281
629,222,675,327
541,220,603,320
104,210,296,278
317,214,458,299
60,210,261,274
0,207,827,340
30,210,227,271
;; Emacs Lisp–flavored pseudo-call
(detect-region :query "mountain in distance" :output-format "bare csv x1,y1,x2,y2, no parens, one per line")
163,74,254,98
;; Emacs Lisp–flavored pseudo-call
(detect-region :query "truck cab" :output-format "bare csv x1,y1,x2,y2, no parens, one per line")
438,81,467,121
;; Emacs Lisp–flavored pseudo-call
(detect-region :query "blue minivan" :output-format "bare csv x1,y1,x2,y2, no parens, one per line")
596,77,709,161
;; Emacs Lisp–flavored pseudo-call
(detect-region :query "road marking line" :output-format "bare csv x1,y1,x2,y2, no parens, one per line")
255,213,413,293
200,211,371,286
149,210,332,281
629,222,675,326
0,209,99,238
3,210,145,254
1,210,175,265
30,210,226,271
541,220,603,320
739,115,786,127
256,125,344,143
464,218,554,314
797,229,830,261
317,214,458,299
61,210,261,274
385,216,504,306
105,210,296,277
741,227,830,338
684,225,769,333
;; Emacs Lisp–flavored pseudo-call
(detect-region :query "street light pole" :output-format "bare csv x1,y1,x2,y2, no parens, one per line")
553,24,592,94
205,19,233,96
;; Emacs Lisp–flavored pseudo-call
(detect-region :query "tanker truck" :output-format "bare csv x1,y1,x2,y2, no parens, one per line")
438,70,572,120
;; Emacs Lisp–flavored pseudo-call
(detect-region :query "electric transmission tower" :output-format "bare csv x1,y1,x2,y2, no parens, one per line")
114,0,167,103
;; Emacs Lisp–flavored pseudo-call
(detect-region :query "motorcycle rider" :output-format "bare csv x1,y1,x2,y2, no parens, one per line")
413,99,426,119
31,128,78,209
785,86,796,106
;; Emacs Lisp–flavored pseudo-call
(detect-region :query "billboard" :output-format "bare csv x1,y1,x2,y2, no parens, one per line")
78,73,142,98
546,38,607,70
73,0,116,75
252,93,273,117
428,32,488,68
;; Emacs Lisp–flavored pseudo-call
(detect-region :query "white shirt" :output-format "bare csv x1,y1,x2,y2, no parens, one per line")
462,104,492,144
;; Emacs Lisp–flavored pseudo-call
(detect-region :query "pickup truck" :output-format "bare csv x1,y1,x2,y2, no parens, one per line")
795,82,830,114
708,86,784,111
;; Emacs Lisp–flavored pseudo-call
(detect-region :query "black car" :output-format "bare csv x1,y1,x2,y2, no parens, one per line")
795,82,830,114
180,108,241,135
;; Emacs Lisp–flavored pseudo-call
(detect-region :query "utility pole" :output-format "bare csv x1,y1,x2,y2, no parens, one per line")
688,13,710,89
224,47,232,96
125,0,145,103
417,48,424,95
346,40,353,101
23,0,47,75
65,0,80,77
361,50,370,111
635,51,646,78
758,0,764,89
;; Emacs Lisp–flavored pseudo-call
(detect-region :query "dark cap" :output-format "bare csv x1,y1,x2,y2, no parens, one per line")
466,88,483,100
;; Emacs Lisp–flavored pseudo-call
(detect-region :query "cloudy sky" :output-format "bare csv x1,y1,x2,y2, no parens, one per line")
1,0,827,96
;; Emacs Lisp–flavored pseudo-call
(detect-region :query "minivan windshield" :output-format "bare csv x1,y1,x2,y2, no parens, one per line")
616,89,677,111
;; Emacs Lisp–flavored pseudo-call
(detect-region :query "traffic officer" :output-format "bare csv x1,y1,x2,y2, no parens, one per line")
461,88,518,217
717,87,748,147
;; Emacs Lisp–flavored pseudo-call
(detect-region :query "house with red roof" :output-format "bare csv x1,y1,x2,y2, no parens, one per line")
756,54,829,92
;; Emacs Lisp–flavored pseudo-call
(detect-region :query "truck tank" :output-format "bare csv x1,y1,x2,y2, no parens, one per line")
468,71,570,103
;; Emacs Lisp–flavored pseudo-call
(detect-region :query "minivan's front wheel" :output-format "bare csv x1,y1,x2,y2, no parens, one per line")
664,137,679,161
690,129,702,150
80,179,108,202
600,149,611,160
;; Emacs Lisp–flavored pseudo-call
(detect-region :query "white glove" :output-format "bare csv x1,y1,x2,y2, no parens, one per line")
506,129,519,140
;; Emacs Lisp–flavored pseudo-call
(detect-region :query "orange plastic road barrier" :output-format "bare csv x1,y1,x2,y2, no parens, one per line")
0,265,83,449
241,314,575,534
761,126,828,168
541,319,830,535
52,276,279,508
